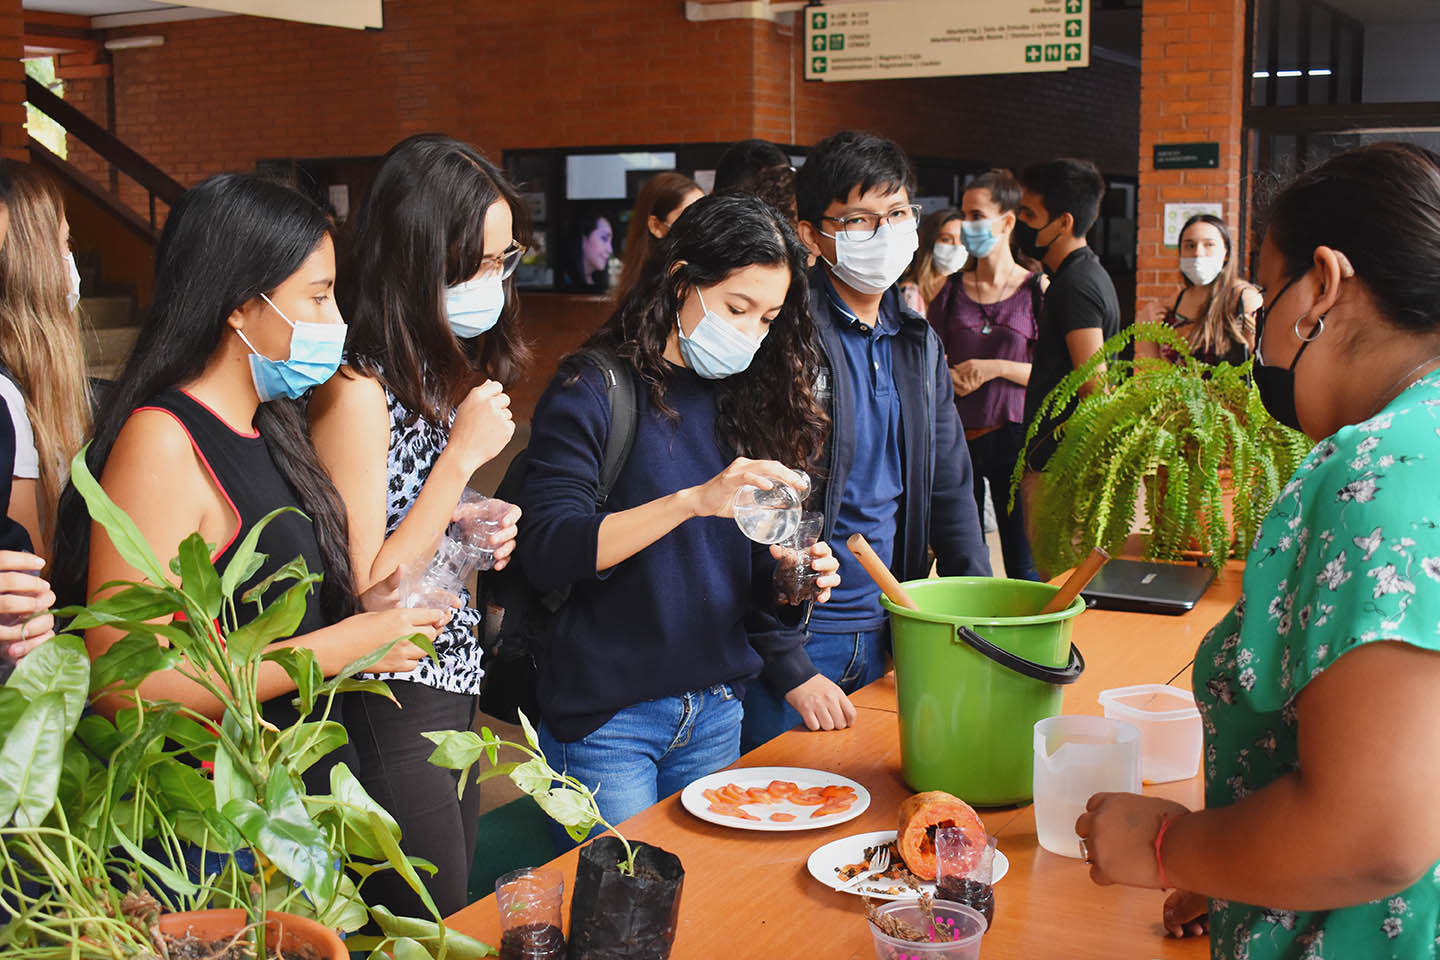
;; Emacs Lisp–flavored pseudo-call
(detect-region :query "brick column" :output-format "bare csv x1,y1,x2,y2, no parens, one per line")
0,0,24,162
1135,0,1247,317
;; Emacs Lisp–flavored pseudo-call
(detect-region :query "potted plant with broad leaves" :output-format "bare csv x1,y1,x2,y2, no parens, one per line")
1011,322,1311,576
426,714,685,960
0,449,494,960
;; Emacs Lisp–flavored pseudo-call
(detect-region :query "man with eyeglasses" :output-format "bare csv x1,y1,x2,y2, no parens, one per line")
739,130,991,753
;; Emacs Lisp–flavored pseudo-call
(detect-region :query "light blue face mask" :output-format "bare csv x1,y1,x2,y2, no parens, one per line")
234,293,346,402
961,218,1003,259
676,288,763,380
444,273,505,339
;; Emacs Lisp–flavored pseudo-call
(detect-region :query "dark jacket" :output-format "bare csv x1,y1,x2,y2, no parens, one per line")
808,269,992,583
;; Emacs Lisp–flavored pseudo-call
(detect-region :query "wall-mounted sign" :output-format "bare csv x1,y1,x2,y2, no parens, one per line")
1153,143,1220,170
804,0,1089,83
1163,202,1223,246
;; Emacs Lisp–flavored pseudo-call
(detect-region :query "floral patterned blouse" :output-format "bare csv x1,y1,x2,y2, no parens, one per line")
1194,371,1440,959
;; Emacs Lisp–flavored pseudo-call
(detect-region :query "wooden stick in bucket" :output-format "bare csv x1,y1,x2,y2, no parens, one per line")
1039,547,1110,614
845,533,918,610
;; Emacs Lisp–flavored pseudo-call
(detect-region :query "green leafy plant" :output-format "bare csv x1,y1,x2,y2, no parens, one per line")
1011,322,1311,575
0,448,494,959
424,712,639,876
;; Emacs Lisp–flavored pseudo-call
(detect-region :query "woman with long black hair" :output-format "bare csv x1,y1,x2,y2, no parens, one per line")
309,134,526,918
50,175,444,741
518,192,853,833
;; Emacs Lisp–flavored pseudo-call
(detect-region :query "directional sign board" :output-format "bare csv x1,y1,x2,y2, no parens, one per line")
805,0,1090,82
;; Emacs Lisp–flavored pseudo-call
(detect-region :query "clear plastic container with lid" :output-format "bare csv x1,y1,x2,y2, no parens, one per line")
1097,683,1203,784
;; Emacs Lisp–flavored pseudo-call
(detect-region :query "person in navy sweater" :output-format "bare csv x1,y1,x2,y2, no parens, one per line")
517,193,854,831
740,131,993,752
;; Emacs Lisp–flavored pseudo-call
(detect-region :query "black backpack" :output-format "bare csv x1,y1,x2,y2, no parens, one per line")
476,346,638,724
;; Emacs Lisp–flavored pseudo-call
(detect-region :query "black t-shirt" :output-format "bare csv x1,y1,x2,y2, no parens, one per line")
1023,246,1121,469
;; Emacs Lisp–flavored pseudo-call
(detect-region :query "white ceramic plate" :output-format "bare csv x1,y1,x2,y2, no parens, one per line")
679,766,871,832
806,830,1011,901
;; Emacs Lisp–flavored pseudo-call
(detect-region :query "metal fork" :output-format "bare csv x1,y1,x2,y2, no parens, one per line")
837,845,891,891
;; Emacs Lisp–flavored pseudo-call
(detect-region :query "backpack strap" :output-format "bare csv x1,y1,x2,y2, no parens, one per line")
571,345,638,508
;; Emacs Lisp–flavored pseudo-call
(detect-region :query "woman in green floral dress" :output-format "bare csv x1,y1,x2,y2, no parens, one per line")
1076,142,1440,959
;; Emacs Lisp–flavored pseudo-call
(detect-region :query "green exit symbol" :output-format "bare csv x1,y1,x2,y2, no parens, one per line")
811,55,828,73
811,11,826,29
1065,0,1082,11
1025,44,1042,63
812,34,827,51
1044,44,1062,61
1065,19,1082,37
1065,43,1082,61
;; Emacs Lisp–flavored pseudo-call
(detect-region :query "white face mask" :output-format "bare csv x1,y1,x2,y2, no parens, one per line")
931,241,968,276
1180,254,1225,287
64,252,81,312
823,218,920,295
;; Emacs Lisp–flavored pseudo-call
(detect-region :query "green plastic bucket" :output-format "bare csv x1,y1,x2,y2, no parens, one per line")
882,577,1086,806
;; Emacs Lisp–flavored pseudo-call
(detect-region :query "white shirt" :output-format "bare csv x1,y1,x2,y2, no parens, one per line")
0,375,38,480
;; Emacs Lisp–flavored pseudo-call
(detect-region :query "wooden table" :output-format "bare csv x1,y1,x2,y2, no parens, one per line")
448,566,1242,957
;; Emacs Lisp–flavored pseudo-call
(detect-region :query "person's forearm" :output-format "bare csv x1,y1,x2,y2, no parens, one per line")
1165,773,1433,910
365,448,472,590
996,360,1030,387
596,489,698,572
1077,361,1107,398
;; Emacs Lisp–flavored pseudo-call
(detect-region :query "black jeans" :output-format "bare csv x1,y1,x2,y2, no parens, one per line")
344,682,482,920
967,422,1041,581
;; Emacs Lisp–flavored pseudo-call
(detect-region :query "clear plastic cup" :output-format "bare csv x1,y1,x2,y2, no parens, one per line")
867,900,987,960
450,489,514,572
935,829,996,928
773,511,824,605
495,867,565,960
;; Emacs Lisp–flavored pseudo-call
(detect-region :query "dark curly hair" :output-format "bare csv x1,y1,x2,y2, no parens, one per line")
581,192,827,467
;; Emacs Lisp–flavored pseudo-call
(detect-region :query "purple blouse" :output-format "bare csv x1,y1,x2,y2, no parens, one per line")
928,271,1041,430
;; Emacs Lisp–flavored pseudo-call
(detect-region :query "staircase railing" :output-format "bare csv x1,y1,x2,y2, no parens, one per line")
24,75,184,231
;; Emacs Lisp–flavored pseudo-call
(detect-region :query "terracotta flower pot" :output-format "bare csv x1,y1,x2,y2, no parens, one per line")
157,909,347,960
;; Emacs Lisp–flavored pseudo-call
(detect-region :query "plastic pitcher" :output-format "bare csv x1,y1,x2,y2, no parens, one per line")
1032,716,1141,858
882,578,1086,806
1098,683,1202,783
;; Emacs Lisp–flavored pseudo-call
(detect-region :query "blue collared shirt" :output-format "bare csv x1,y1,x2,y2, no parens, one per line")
811,274,905,631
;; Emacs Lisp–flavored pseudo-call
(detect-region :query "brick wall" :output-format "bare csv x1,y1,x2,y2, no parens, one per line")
1135,0,1247,316
0,0,24,162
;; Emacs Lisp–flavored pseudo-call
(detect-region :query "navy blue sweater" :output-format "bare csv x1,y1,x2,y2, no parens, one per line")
517,360,817,742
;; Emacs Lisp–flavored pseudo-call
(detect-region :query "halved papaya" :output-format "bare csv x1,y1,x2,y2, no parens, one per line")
896,790,985,880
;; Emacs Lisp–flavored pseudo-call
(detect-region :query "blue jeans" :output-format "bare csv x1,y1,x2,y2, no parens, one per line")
537,684,742,851
739,626,889,754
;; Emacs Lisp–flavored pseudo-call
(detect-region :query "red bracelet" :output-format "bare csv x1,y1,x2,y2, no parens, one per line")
1154,815,1175,891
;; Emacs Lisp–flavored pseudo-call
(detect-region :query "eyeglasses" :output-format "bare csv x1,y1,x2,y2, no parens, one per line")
477,241,527,280
820,204,922,242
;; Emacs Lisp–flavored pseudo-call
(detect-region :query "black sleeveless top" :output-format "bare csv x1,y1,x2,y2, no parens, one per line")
0,364,32,553
139,389,352,785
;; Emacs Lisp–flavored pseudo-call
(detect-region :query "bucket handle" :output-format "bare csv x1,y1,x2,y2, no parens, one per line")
953,625,1085,685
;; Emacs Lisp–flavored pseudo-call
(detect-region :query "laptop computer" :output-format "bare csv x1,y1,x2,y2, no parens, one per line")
1080,558,1216,615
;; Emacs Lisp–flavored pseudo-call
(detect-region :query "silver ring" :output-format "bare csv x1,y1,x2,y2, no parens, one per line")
1078,837,1091,863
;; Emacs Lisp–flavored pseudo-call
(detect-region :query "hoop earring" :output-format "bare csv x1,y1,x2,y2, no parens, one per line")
1296,312,1325,343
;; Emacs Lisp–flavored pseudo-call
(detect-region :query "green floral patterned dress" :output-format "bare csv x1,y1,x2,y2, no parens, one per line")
1194,371,1440,959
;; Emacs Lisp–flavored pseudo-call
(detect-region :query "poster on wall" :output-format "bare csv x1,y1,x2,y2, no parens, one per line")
804,0,1089,83
1163,202,1223,246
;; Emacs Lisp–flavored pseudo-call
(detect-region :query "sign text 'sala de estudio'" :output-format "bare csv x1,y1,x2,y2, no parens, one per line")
804,0,1090,83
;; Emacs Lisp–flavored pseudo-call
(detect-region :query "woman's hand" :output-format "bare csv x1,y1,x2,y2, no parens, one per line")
807,540,841,603
1138,300,1170,327
1163,890,1210,939
448,380,516,473
359,567,463,613
950,359,995,397
1074,792,1192,888
0,551,56,658
783,673,858,731
685,458,804,520
351,606,449,674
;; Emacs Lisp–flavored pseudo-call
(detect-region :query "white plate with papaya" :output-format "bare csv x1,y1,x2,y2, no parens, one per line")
679,766,871,832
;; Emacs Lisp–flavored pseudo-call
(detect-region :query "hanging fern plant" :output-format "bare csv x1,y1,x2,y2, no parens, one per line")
1010,322,1312,575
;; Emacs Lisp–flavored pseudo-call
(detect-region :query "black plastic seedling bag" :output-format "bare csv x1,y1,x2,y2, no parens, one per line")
567,837,684,960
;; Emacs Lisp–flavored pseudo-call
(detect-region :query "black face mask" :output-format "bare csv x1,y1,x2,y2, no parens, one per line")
1252,274,1314,433
1016,217,1057,264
